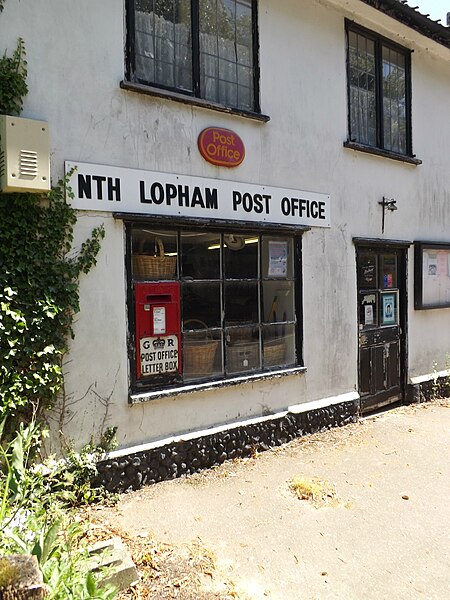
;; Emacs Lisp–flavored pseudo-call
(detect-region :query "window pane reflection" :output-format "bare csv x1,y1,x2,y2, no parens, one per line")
183,282,221,328
225,281,259,325
224,234,259,279
181,232,221,279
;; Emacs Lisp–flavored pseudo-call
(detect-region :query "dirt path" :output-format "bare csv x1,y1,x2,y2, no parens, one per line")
93,401,450,599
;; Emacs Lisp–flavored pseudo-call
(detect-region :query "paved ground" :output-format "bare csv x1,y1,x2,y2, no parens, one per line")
99,400,450,599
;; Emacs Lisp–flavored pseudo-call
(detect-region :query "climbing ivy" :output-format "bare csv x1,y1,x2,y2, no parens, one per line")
0,25,105,437
0,180,105,437
0,37,28,115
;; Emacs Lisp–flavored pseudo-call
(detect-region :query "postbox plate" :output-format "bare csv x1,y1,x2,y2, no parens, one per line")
139,335,179,377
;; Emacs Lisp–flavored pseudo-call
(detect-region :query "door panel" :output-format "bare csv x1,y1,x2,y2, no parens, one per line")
357,247,406,413
359,347,371,395
387,341,399,388
373,345,385,393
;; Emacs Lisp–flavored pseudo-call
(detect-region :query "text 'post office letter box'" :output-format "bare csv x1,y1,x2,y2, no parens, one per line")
135,282,181,379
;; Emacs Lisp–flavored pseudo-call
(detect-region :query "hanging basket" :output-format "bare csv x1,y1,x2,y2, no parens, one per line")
133,238,177,279
183,320,219,377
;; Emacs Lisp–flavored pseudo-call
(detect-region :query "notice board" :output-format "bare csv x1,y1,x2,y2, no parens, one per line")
415,242,450,309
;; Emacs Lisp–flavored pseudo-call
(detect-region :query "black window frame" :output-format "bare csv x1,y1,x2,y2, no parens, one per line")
125,222,304,396
345,20,413,160
125,0,261,114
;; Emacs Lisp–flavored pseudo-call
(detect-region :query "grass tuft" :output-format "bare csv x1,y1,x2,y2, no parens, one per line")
289,476,337,506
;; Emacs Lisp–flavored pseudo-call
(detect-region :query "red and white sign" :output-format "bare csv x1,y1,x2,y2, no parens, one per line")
198,127,245,168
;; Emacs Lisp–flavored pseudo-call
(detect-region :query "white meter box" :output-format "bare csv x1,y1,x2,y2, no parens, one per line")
0,115,50,193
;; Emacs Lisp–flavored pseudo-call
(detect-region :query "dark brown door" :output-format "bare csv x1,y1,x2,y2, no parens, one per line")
356,246,407,413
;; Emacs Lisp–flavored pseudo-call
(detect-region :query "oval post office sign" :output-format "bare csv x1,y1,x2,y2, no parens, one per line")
198,127,245,168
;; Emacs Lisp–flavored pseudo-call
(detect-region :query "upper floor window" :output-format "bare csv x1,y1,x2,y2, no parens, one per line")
346,21,412,156
126,0,260,113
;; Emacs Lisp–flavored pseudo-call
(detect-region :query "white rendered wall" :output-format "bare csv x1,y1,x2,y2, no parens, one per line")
0,0,449,450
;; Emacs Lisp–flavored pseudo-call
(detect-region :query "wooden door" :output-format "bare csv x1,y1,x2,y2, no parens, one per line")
357,247,406,413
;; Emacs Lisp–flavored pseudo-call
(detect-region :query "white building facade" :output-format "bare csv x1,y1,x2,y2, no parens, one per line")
1,1,449,483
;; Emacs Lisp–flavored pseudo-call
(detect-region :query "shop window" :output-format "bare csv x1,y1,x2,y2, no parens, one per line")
130,227,301,389
346,21,412,157
126,0,260,113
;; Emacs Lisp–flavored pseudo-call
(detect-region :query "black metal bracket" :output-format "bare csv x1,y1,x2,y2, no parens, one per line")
379,197,398,234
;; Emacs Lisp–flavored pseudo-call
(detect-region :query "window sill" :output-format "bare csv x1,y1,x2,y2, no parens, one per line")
343,141,422,165
129,366,306,405
120,80,270,123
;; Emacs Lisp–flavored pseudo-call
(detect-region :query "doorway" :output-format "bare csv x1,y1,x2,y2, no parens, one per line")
356,243,408,413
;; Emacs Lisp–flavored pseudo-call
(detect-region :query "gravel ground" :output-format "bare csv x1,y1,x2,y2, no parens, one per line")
91,399,450,600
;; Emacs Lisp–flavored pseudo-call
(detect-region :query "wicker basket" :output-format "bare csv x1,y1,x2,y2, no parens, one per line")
227,341,260,372
264,339,286,366
227,327,254,344
183,320,219,377
133,238,177,279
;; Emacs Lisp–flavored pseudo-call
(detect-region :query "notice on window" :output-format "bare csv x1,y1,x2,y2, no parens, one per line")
364,305,374,325
140,335,178,377
268,241,288,277
382,293,396,326
361,293,376,327
427,253,438,277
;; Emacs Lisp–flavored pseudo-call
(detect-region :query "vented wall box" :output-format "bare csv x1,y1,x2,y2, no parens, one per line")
0,115,50,193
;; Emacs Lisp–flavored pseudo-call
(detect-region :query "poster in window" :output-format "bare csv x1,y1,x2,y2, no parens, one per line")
268,241,288,277
358,254,377,289
381,292,396,326
427,253,438,277
365,305,374,325
359,292,377,328
382,254,396,289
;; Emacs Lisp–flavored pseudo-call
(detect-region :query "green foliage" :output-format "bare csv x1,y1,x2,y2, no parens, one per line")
0,422,118,598
0,37,28,115
0,174,105,437
0,13,116,598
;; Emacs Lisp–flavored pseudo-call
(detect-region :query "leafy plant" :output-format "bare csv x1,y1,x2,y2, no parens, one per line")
0,37,28,115
0,421,118,598
0,175,105,438
0,13,117,599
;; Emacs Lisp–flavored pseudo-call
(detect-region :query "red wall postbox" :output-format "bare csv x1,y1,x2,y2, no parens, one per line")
135,282,181,380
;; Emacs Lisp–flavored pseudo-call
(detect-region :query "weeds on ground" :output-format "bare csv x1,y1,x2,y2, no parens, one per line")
431,355,450,401
289,475,337,506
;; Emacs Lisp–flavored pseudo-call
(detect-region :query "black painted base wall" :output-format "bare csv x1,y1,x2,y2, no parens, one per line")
94,400,359,493
406,373,450,405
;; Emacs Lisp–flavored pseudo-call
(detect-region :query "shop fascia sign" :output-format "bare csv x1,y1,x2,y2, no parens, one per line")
65,161,330,228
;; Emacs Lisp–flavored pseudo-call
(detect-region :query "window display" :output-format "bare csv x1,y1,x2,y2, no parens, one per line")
130,227,300,389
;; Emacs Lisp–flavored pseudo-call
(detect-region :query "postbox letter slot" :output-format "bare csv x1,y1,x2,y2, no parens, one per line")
146,294,172,303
